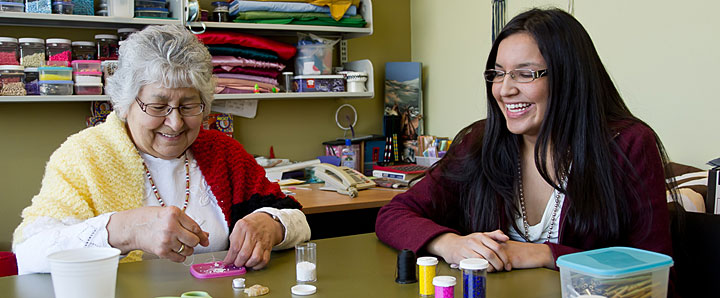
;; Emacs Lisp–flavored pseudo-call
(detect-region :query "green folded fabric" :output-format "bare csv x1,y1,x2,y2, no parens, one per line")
232,13,366,27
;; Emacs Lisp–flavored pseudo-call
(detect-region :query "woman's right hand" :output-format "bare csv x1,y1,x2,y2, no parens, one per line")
426,230,511,272
107,206,209,262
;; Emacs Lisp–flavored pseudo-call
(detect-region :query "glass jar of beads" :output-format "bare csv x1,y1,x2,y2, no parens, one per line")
0,65,27,96
0,37,19,66
459,258,488,298
71,41,97,60
24,67,40,95
117,28,138,42
19,38,45,67
212,1,229,22
95,34,118,61
45,38,72,66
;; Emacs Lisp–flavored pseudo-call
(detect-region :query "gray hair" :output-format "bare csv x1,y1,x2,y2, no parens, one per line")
105,25,215,120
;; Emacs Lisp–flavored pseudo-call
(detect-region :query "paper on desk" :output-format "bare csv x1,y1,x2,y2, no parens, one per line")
211,100,258,118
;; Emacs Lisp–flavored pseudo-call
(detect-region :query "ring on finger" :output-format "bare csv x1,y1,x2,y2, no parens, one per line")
176,243,185,254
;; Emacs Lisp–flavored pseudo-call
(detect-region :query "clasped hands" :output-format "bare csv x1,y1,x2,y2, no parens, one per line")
108,207,283,270
427,230,554,272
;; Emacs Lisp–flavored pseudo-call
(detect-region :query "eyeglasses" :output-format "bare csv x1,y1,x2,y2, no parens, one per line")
135,97,205,117
483,69,548,83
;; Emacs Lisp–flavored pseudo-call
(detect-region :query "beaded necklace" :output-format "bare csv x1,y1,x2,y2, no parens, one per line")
517,162,561,242
142,154,190,211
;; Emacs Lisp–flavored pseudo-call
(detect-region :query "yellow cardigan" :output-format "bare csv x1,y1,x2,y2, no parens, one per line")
13,112,145,261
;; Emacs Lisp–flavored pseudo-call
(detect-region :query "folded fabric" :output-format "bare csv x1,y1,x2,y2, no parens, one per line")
213,66,281,78
229,0,358,21
232,10,355,20
233,14,366,27
216,73,278,85
211,56,286,71
215,78,276,93
197,32,296,60
207,45,280,61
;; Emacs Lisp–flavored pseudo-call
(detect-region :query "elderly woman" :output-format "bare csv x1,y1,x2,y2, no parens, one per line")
13,25,310,274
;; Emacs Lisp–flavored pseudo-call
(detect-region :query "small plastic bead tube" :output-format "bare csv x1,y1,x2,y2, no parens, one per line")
417,256,438,297
433,275,456,298
460,258,488,298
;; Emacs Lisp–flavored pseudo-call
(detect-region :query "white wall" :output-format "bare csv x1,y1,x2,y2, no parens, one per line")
412,0,720,168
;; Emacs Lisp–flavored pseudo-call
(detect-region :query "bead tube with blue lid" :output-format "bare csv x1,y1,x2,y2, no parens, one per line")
459,258,488,298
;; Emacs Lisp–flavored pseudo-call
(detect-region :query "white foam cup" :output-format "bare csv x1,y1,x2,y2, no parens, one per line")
47,247,121,298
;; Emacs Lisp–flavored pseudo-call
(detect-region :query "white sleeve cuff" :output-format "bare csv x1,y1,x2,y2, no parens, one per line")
252,207,311,250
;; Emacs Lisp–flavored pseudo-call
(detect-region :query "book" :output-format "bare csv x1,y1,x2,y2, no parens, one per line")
372,169,421,183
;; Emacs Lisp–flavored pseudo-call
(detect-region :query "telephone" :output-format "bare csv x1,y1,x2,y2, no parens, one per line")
314,163,375,198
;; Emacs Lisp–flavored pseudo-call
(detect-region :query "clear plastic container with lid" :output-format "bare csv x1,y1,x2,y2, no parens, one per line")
74,83,103,95
432,276,456,298
135,7,169,18
212,1,229,22
39,66,72,81
19,38,45,67
95,34,118,61
459,258,488,298
71,60,101,73
117,28,138,42
51,1,73,14
417,256,438,297
39,80,73,95
135,0,166,9
0,65,26,96
0,37,19,65
24,67,40,95
0,2,24,12
71,41,96,60
4,0,24,3
26,0,52,13
46,38,72,66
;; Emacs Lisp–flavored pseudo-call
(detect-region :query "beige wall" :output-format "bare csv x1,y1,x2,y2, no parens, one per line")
412,0,720,168
0,1,411,250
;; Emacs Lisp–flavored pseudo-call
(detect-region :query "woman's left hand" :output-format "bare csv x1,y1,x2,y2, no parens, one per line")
498,241,555,269
223,212,283,270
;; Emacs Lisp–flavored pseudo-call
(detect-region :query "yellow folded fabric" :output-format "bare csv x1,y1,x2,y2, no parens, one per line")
246,0,360,21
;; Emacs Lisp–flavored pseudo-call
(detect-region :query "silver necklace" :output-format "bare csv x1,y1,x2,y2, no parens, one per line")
517,162,561,242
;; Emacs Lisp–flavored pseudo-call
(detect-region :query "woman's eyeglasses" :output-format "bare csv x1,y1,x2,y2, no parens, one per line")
135,97,205,117
484,69,547,83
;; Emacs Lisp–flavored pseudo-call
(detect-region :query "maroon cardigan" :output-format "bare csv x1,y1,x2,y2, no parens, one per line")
375,119,673,264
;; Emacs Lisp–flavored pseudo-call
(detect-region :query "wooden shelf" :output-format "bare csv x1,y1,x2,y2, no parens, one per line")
0,12,181,29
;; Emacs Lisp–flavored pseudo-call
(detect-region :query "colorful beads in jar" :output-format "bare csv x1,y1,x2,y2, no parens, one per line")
117,28,138,42
51,1,74,14
459,258,488,298
72,0,94,15
71,41,96,60
212,1,230,22
0,65,27,96
26,0,52,14
95,34,118,61
46,38,72,66
417,256,438,297
433,276,456,298
0,37,19,65
19,38,45,67
24,67,40,95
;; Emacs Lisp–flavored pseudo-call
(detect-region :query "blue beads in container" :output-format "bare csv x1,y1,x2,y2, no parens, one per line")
26,0,51,13
459,258,488,298
72,0,93,15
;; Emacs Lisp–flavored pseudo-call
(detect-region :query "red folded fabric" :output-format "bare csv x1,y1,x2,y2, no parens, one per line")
196,31,297,60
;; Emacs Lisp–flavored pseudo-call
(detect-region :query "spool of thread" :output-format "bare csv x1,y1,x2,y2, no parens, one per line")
395,249,418,284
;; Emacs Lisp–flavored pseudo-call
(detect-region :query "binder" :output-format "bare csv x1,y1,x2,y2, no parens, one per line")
707,167,720,214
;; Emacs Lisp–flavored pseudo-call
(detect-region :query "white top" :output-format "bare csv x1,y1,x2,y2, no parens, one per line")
416,256,438,266
117,28,138,33
14,149,311,274
507,188,566,244
18,37,44,44
95,34,118,40
0,37,18,43
71,41,95,47
459,258,488,270
432,276,456,287
46,38,71,44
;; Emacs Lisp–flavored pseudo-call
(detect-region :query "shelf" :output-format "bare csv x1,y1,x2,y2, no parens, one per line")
186,0,373,39
0,12,182,29
0,95,108,102
214,91,373,100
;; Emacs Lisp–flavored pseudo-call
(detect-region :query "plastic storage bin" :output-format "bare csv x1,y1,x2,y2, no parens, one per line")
95,34,118,61
19,38,45,67
72,0,93,15
135,0,166,9
39,80,73,95
71,41,96,60
0,37,19,65
556,247,673,298
101,60,118,79
295,44,334,75
71,60,101,73
293,75,345,92
39,66,73,81
46,38,72,66
73,72,102,84
0,65,26,96
135,7,169,18
0,2,24,11
52,1,73,14
26,0,51,13
24,67,40,95
74,83,102,95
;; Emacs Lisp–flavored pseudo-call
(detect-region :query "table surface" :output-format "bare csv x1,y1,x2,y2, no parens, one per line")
0,233,561,298
288,184,403,214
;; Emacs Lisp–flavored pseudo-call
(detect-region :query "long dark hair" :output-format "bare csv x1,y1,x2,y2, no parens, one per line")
431,8,677,245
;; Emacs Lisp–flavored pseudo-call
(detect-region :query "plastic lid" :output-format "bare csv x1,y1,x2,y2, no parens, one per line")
95,34,118,40
282,72,294,75
39,80,74,84
24,67,38,72
46,38,71,44
293,75,344,80
72,60,102,64
39,66,72,70
345,139,351,146
117,28,138,33
18,37,44,44
459,258,489,270
212,1,229,6
74,71,103,75
74,83,103,87
556,246,673,278
135,7,170,12
0,2,23,7
0,37,18,43
0,65,24,71
290,284,317,296
416,256,438,266
432,276,456,287
72,41,95,47
52,1,74,5
232,277,245,289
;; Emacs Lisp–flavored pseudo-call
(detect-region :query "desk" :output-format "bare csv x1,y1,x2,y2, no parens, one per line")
0,233,561,297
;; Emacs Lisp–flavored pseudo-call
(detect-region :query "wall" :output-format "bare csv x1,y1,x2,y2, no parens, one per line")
0,0,411,250
412,0,720,168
